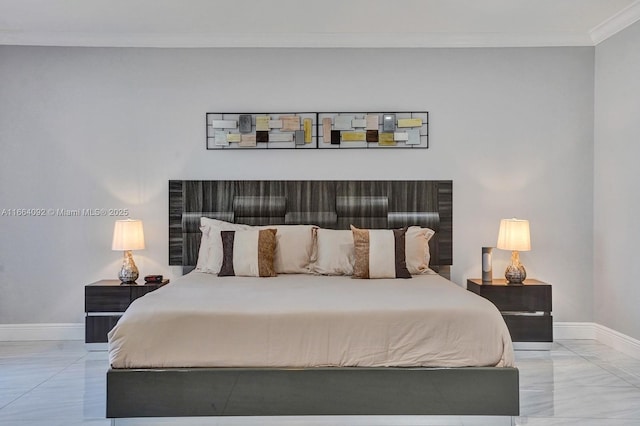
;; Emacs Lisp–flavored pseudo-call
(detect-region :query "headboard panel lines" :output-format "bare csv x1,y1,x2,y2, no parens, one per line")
169,180,453,269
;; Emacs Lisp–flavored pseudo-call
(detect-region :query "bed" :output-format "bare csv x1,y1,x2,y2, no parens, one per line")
106,180,519,420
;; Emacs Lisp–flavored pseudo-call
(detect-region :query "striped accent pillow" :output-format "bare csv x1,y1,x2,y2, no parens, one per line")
218,229,278,277
351,226,412,279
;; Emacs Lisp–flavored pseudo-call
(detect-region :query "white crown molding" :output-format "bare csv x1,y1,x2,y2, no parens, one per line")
590,0,640,45
0,30,593,49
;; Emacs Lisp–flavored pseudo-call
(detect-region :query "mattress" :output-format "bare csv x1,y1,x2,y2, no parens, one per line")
108,272,514,369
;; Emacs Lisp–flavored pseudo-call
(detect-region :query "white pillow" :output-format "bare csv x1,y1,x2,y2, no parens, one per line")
195,226,212,272
258,225,317,274
196,218,251,274
405,226,435,274
311,229,355,275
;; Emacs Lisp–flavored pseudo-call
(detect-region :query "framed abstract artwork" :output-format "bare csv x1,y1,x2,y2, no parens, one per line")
206,112,428,150
206,113,317,149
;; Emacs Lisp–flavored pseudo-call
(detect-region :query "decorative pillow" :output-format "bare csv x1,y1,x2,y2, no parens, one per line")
258,225,317,274
195,227,211,272
310,229,355,275
351,226,412,279
218,229,277,277
405,226,436,274
197,218,251,273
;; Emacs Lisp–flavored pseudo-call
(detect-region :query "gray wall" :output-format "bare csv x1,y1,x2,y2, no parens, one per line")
0,46,594,325
594,21,640,340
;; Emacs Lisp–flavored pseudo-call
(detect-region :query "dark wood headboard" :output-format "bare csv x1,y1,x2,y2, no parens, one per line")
169,180,452,273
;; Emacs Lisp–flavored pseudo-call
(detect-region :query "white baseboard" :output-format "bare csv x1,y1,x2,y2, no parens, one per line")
0,323,84,341
553,322,597,340
594,323,640,360
552,322,640,360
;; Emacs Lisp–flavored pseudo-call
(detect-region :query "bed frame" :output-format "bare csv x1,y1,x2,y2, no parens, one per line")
106,180,519,420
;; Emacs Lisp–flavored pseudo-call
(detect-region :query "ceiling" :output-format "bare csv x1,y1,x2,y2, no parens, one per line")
1,0,639,48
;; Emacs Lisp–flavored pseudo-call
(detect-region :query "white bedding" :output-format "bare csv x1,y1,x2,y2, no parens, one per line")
108,272,514,369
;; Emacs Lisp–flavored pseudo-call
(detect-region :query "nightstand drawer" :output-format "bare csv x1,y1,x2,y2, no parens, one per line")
85,316,121,343
502,314,553,342
85,279,169,347
85,286,131,312
467,278,552,346
481,286,551,311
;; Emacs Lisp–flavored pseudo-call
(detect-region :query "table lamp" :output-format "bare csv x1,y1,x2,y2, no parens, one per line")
496,218,530,284
112,218,145,284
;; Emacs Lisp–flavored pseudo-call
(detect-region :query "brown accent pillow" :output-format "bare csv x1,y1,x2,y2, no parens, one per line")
218,229,277,277
351,226,411,279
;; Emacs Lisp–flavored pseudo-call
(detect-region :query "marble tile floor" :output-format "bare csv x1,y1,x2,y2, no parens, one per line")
1,340,640,425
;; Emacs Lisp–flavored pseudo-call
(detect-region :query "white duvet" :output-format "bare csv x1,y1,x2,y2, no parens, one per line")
108,272,514,369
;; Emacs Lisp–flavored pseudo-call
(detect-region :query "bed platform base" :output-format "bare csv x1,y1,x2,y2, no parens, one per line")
107,367,519,418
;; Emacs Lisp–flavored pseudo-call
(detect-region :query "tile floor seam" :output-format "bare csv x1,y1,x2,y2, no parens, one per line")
0,352,88,412
596,363,640,390
0,394,24,411
558,341,640,389
0,375,53,412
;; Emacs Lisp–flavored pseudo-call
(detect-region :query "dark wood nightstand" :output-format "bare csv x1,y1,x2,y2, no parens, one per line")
84,279,169,347
467,278,552,349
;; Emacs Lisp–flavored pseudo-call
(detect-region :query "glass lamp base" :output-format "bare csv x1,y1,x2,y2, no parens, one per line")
118,250,139,284
505,264,526,284
504,250,526,284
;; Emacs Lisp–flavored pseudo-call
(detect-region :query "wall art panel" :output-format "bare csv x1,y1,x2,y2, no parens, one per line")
206,112,428,150
206,113,317,149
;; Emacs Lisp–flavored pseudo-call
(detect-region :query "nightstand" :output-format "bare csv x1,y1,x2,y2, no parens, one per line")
84,279,169,348
467,278,552,350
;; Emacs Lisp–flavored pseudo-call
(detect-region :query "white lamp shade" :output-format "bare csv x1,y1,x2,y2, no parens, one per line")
496,218,531,251
112,219,145,251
